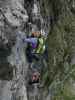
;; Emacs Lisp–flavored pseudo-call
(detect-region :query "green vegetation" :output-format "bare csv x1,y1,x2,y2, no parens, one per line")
40,0,75,99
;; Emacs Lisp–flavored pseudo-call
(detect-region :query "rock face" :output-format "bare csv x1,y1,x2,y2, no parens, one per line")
0,0,28,100
0,0,48,100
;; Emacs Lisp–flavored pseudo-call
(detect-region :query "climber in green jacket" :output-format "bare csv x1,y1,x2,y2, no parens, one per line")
31,31,46,54
25,31,46,63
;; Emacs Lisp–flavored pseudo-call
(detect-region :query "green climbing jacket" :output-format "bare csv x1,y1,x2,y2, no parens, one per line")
33,36,46,54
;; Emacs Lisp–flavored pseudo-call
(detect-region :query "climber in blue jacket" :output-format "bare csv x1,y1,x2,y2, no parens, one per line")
16,31,47,63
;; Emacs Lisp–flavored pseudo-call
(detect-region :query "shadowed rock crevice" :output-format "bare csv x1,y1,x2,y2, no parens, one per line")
0,41,14,80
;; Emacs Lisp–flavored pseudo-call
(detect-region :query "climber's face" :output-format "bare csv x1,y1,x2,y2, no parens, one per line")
32,32,41,37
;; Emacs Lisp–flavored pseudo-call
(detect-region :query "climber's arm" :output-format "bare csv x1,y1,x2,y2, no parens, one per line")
22,37,38,44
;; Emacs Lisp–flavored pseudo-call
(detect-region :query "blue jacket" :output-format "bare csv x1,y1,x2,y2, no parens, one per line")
23,37,38,48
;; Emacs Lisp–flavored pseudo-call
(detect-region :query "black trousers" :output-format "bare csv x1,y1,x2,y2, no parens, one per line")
26,45,39,63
